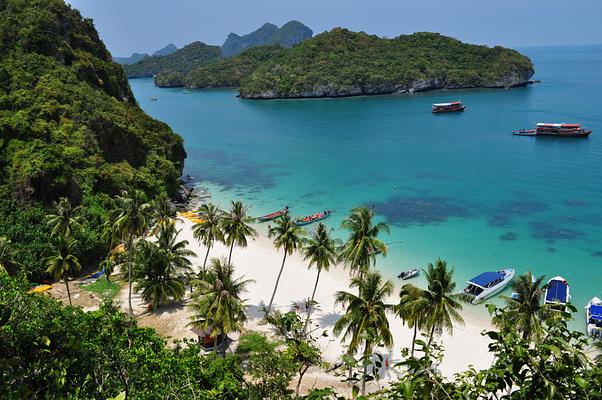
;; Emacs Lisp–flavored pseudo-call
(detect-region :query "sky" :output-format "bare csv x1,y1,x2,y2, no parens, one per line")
67,0,602,56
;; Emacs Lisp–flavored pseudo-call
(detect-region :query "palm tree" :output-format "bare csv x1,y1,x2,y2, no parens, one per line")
397,284,428,356
189,257,253,355
266,214,305,314
155,221,196,273
100,209,120,282
114,189,152,316
419,259,464,345
150,194,178,234
0,236,19,275
334,270,394,396
192,203,224,271
221,201,257,264
47,197,82,238
46,236,82,306
493,272,546,341
339,206,389,276
302,222,339,334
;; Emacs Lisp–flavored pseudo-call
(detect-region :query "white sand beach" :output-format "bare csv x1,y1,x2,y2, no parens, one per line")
118,217,495,392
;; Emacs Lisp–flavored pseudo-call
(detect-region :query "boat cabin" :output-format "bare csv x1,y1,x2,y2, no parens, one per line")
432,102,465,113
545,279,569,311
464,271,506,296
589,304,602,332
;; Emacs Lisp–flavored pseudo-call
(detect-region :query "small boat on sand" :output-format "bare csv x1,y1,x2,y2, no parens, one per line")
586,297,602,337
295,210,331,226
432,101,465,113
462,269,515,304
257,207,289,222
544,276,570,311
398,268,419,280
514,123,592,137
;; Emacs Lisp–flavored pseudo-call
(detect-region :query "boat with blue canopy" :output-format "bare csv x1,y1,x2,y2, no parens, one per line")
586,297,602,337
461,268,515,304
544,276,570,311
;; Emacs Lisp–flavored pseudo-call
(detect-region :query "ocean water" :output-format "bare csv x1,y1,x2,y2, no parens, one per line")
130,45,602,328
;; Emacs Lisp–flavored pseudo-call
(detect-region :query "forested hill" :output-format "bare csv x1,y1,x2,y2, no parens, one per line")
240,29,535,98
124,41,222,78
221,21,312,57
0,0,185,278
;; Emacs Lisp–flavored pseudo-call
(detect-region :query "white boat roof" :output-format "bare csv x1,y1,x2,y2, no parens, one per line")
433,102,458,106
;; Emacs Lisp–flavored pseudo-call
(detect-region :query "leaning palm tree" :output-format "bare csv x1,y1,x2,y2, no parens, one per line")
266,214,306,314
221,201,257,264
46,236,82,306
189,257,253,355
419,259,464,345
493,272,546,341
397,284,428,356
192,203,224,271
47,197,82,238
302,222,339,333
114,189,152,316
334,270,395,396
339,206,389,276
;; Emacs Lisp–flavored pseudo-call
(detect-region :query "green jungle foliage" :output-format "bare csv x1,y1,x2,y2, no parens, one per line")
124,41,222,78
154,70,185,88
239,29,535,98
0,0,186,279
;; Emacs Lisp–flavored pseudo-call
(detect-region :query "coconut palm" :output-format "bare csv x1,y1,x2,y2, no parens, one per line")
493,272,546,341
221,201,257,264
0,236,19,275
192,203,224,271
266,214,306,314
45,236,81,306
302,222,339,333
189,257,253,355
155,221,196,273
114,189,152,316
397,284,428,356
419,259,464,345
47,197,81,238
339,206,389,276
150,194,178,234
334,270,395,396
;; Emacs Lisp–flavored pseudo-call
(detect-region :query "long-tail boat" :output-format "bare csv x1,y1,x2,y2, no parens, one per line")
432,101,465,113
295,210,331,226
257,206,289,222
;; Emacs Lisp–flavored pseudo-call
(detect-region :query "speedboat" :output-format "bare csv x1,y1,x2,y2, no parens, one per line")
586,297,602,337
398,268,419,280
544,276,570,311
462,269,515,304
510,273,537,300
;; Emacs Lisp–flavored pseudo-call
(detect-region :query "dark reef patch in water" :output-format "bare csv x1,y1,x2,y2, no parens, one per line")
372,195,473,227
590,251,602,258
564,199,591,207
547,247,556,253
488,199,548,227
500,232,517,241
530,222,585,243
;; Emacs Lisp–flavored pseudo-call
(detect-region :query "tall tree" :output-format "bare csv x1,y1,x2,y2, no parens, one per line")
192,203,224,271
114,189,152,316
334,270,394,396
396,283,428,356
302,222,339,334
493,272,547,341
46,197,82,238
221,201,257,264
266,215,305,314
339,206,389,276
150,193,178,234
0,236,19,275
45,236,81,306
189,257,253,355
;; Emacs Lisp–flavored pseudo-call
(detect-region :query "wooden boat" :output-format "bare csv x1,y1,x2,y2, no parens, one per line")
586,297,602,337
398,268,419,280
432,101,465,113
544,276,570,311
257,207,289,222
514,123,592,137
295,210,331,226
461,269,515,304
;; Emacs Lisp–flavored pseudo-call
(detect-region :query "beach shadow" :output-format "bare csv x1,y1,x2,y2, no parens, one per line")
316,311,343,328
246,302,267,320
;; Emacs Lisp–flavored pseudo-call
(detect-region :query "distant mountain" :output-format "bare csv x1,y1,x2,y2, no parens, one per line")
124,42,222,78
113,52,149,65
152,43,178,57
221,20,312,57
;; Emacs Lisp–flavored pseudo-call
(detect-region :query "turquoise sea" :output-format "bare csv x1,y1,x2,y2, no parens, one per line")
130,45,602,328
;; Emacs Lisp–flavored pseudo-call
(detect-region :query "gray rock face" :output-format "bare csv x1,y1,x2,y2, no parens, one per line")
221,21,312,57
152,43,178,57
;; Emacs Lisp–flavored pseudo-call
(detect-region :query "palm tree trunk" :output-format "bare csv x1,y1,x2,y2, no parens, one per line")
267,250,287,314
203,243,211,271
228,241,235,264
427,324,436,347
361,340,371,396
65,275,72,306
127,235,134,317
303,268,321,334
411,324,418,357
213,335,218,354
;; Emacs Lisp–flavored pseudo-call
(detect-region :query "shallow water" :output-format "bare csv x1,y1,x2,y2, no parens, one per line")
130,45,602,329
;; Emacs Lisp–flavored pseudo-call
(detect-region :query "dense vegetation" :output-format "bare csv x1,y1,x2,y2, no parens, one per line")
0,0,186,279
124,41,222,78
239,29,535,98
114,44,178,65
221,21,312,57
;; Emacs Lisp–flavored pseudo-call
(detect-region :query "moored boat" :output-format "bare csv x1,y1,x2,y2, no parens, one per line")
544,276,570,311
462,268,515,304
432,101,465,113
586,297,602,337
295,210,331,226
514,123,592,137
398,268,419,280
257,206,289,222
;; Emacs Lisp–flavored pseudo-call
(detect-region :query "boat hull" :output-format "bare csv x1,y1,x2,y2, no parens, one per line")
295,213,330,226
463,268,515,304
